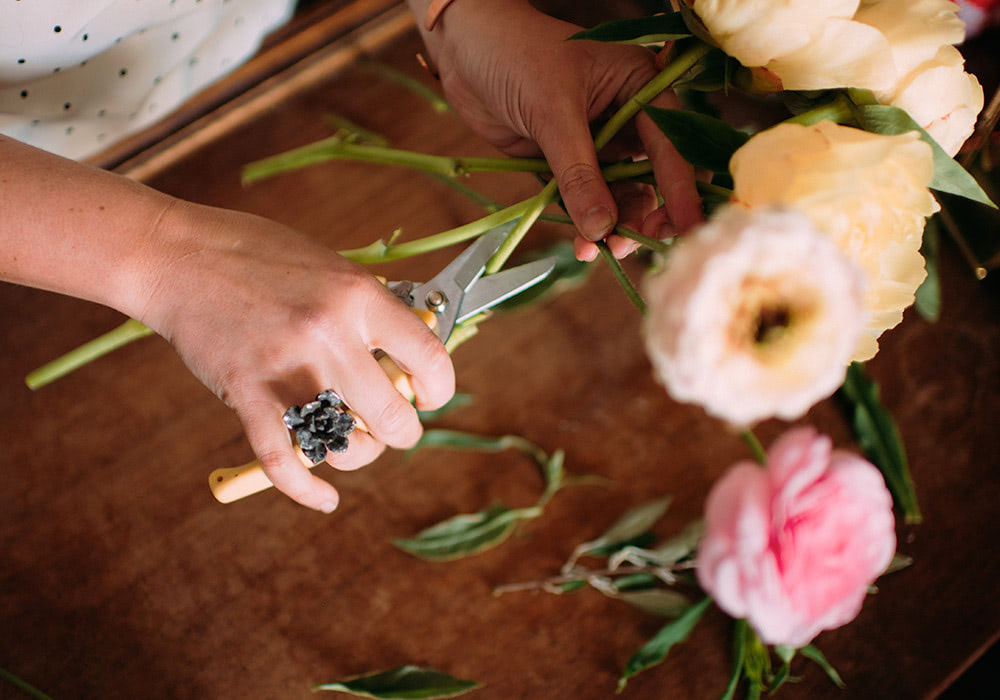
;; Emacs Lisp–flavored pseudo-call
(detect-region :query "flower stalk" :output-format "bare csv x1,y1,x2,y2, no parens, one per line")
596,242,647,314
25,318,154,390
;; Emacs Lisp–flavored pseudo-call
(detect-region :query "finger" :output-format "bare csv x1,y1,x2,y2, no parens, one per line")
610,180,657,233
534,104,618,242
364,292,455,412
236,395,341,513
574,236,600,262
636,94,704,234
605,234,640,259
325,429,386,472
331,344,423,450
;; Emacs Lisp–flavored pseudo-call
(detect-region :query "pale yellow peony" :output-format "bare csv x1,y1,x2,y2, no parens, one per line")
730,121,939,361
643,206,867,427
690,0,895,91
879,45,985,156
856,0,982,155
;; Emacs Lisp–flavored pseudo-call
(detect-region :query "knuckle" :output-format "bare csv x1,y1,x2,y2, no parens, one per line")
374,397,418,443
558,161,601,197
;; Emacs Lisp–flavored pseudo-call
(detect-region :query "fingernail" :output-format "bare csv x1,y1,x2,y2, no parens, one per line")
657,223,676,241
320,501,336,514
583,206,615,241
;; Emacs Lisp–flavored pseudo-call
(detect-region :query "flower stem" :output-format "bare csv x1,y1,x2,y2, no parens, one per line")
0,667,53,700
614,225,673,255
596,242,647,315
485,180,558,274
25,318,154,390
782,92,854,127
740,429,767,464
357,57,453,114
492,563,693,596
242,137,551,185
593,42,714,151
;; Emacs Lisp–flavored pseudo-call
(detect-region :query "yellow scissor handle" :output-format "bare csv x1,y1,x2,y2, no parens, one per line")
208,299,437,504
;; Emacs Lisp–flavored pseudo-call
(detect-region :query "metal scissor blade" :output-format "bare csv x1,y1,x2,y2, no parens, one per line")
456,256,557,322
421,220,517,295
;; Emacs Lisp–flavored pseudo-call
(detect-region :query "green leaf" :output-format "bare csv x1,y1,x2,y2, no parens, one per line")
614,588,691,618
417,393,473,423
611,572,660,592
559,579,587,593
393,504,542,561
640,106,749,172
409,430,548,465
587,531,658,557
618,596,712,692
315,665,480,698
853,104,996,208
601,496,673,545
567,13,690,45
840,363,921,524
719,620,747,700
542,449,566,495
914,216,941,322
800,645,846,689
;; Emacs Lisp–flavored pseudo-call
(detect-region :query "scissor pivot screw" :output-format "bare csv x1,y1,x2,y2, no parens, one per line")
425,290,448,311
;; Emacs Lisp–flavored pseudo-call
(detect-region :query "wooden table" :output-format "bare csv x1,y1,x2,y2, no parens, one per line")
3,3,999,698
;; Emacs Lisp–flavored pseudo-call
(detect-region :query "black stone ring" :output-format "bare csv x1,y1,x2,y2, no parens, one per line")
282,389,355,465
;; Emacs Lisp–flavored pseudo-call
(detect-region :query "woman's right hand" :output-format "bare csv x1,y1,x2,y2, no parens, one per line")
138,200,456,512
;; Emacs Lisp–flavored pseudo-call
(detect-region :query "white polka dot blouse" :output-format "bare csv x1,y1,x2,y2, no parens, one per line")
0,0,296,161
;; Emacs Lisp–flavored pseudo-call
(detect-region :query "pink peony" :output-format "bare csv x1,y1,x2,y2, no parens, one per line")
696,427,896,647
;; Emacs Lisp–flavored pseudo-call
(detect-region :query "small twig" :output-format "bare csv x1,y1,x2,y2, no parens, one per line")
493,563,695,596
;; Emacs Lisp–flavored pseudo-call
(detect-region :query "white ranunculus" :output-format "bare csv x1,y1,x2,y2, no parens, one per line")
643,206,867,427
881,45,985,156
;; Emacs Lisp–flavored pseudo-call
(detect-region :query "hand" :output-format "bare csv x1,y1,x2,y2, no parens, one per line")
140,201,455,512
413,0,703,260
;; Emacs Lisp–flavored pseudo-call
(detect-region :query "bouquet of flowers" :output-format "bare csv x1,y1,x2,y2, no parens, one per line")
23,1,996,697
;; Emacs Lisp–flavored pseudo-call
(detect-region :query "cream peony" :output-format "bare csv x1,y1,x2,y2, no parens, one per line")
854,0,966,79
696,427,897,648
879,45,985,156
690,0,896,91
730,121,939,361
643,206,866,427
855,0,982,155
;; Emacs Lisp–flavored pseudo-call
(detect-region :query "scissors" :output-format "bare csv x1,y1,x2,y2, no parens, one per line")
208,221,557,503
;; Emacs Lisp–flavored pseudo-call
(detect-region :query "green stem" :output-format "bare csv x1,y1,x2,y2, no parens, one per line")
486,180,558,274
0,667,54,700
596,241,647,314
423,172,503,211
322,114,389,146
243,138,551,185
358,57,452,114
614,225,673,255
340,199,534,263
740,429,767,465
25,318,154,390
782,92,855,127
594,42,714,150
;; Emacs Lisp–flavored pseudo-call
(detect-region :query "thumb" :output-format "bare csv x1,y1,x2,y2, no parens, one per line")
534,108,618,242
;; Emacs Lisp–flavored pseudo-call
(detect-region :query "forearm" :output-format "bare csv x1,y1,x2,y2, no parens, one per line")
0,135,173,319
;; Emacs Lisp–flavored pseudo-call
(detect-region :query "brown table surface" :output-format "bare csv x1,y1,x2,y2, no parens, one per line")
3,7,1000,700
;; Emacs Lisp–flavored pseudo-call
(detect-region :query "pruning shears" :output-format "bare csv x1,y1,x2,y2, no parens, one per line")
209,222,556,503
